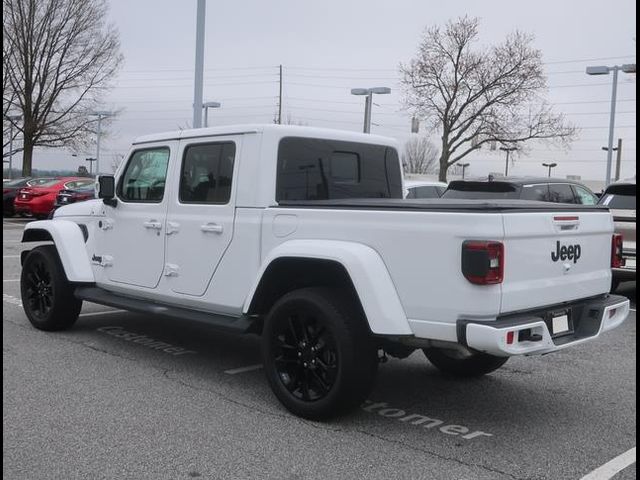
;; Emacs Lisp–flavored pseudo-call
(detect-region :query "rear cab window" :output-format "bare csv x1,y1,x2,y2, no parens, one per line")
276,137,402,201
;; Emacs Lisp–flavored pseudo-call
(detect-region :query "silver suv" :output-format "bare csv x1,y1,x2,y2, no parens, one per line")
599,179,636,291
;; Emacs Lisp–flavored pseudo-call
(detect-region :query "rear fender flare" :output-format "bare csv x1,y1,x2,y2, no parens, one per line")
244,240,411,335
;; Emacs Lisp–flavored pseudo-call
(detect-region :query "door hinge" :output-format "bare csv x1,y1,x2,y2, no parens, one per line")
166,221,180,235
164,264,180,277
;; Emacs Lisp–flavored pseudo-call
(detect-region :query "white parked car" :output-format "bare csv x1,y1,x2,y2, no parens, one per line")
404,179,448,198
598,179,636,290
19,125,630,419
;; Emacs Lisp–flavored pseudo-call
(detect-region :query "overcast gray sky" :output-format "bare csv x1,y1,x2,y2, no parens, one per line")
25,0,637,181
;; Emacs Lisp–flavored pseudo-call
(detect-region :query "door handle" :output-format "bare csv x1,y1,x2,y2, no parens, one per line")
143,220,163,230
200,222,223,234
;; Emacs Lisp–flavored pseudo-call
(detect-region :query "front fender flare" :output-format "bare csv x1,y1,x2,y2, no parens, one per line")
244,240,411,336
22,220,94,283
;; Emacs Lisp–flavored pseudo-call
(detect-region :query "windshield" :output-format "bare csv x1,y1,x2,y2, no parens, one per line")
599,193,636,210
4,177,30,187
27,179,60,188
26,177,56,187
598,184,636,209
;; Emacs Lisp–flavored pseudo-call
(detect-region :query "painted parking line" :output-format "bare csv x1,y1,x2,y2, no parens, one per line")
580,447,636,480
3,255,20,258
224,364,263,375
3,279,19,282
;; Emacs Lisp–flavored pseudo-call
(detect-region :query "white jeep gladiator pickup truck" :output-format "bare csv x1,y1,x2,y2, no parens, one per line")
19,124,630,419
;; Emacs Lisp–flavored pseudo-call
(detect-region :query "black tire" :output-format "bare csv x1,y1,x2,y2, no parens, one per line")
262,287,378,420
423,347,508,377
20,245,82,331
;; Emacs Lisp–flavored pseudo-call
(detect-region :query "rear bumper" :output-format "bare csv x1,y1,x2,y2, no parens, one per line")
458,294,630,357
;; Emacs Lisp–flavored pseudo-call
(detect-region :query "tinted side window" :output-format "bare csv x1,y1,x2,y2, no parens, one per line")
276,137,402,201
118,148,170,202
179,142,236,204
521,184,550,201
548,184,576,204
572,186,598,205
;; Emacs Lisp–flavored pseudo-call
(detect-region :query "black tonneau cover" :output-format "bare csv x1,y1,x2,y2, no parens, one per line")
276,198,611,213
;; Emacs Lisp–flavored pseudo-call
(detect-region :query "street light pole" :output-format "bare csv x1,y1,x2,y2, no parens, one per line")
350,87,391,133
586,63,636,185
202,101,221,128
460,162,470,180
4,114,21,179
499,146,517,177
86,157,96,176
192,0,206,128
542,162,557,177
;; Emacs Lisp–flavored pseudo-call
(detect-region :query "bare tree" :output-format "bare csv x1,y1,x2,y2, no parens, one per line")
403,134,439,174
400,16,575,181
3,0,122,176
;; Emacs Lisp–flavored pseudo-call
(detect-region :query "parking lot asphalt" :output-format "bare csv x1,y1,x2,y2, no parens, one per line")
3,217,636,480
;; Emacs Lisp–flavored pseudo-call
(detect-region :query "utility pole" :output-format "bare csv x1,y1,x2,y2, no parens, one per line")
192,0,206,128
500,146,518,177
91,111,113,176
278,65,283,125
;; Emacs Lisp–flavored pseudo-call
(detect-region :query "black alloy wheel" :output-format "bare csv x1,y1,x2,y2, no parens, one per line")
262,287,378,419
20,245,82,331
271,312,339,402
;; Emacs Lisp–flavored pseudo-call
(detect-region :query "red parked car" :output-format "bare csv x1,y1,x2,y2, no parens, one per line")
14,177,94,219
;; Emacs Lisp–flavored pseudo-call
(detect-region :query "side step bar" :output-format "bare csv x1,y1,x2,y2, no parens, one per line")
75,286,254,334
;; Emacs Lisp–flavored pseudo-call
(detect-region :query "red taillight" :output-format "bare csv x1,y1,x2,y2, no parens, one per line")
461,240,505,285
611,234,625,268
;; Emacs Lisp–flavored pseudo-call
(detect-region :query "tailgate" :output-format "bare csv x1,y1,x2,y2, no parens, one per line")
501,210,613,313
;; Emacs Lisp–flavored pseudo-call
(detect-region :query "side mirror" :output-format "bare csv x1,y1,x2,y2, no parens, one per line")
98,175,117,207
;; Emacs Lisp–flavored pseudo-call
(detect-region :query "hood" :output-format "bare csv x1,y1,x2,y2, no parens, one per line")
53,199,105,218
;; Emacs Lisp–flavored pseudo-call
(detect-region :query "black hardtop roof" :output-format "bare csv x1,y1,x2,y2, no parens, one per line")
448,176,589,187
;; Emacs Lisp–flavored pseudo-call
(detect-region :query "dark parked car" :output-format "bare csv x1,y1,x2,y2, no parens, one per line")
441,177,599,205
53,182,96,211
3,177,55,216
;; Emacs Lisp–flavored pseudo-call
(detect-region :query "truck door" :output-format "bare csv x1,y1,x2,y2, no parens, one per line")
164,137,239,296
101,143,174,288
